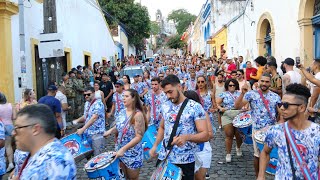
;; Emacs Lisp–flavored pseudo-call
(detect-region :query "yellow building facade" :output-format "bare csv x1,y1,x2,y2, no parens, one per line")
209,27,227,58
0,0,18,103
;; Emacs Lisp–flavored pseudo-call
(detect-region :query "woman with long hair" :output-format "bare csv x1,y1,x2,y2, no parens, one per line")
143,70,152,91
122,75,131,90
0,93,16,172
94,68,102,83
93,82,107,109
183,90,214,180
103,89,147,180
16,89,37,111
216,79,243,163
178,65,189,80
196,75,217,132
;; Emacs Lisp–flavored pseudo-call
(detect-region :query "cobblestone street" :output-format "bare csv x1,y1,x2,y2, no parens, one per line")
75,126,273,180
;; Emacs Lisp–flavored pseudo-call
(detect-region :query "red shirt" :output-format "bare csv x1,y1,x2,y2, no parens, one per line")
246,68,257,80
226,63,237,78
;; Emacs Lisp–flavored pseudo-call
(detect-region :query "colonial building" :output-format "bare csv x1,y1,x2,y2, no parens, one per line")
186,0,318,67
0,0,117,103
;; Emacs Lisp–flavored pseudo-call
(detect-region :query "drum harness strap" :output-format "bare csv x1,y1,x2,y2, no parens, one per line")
257,90,275,121
152,94,157,123
162,98,189,161
116,92,120,112
283,122,314,180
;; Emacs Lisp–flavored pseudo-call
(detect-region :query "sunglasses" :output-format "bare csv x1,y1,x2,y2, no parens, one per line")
83,93,91,97
277,102,302,109
228,84,236,87
197,81,205,84
236,74,242,76
159,76,164,78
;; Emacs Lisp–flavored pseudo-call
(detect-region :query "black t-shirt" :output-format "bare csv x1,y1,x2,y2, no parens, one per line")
99,81,113,103
109,71,117,84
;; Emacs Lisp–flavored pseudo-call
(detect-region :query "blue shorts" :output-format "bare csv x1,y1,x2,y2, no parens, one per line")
5,124,14,137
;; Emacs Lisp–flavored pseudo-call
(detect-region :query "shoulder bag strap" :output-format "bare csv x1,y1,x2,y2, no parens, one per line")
285,129,297,180
257,90,274,120
165,98,189,150
284,122,314,180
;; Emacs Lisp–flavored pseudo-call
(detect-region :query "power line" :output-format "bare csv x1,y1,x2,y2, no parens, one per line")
84,0,135,37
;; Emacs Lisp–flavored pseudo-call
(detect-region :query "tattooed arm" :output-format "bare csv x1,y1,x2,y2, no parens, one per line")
120,111,146,152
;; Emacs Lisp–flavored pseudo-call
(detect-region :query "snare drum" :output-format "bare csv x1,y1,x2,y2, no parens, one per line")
60,133,93,162
150,161,182,180
142,124,161,161
85,151,125,180
233,112,253,144
254,127,278,175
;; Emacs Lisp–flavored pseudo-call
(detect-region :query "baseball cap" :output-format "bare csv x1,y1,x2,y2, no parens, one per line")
47,85,57,91
282,58,294,66
77,70,83,75
115,80,124,86
134,74,140,77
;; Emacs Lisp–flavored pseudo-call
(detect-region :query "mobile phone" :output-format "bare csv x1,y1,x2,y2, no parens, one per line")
295,57,301,68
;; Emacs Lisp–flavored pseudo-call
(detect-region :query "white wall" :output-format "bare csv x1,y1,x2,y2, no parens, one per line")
11,0,116,102
128,44,136,56
225,0,301,65
56,0,116,64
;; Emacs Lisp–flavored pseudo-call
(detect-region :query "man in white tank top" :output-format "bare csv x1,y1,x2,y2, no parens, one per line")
282,58,301,94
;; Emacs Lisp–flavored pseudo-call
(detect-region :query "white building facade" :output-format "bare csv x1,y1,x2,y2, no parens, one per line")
7,0,117,102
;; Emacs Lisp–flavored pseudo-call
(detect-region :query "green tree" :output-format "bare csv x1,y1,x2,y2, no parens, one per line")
167,34,186,49
168,9,196,35
99,0,151,50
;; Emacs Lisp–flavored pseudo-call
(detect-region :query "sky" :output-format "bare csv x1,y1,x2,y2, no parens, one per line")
136,0,206,21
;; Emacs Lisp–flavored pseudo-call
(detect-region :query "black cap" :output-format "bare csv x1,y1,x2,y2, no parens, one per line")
48,85,57,91
77,70,83,75
282,58,294,66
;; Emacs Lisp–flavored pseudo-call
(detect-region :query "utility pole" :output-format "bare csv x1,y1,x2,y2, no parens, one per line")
43,0,57,33
18,0,27,89
42,0,61,91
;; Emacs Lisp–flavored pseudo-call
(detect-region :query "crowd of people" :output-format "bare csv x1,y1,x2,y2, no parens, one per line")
0,52,319,179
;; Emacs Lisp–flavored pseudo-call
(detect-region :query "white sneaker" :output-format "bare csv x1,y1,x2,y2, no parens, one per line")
226,154,232,162
6,163,14,172
236,147,243,156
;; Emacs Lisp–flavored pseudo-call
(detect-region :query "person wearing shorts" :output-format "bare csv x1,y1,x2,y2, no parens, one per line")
217,79,243,163
0,93,15,172
234,73,281,177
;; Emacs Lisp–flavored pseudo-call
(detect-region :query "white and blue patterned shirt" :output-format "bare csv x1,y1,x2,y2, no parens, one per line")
218,91,241,110
112,92,125,117
158,100,206,164
131,82,145,95
265,123,320,180
0,122,5,175
83,99,105,135
185,79,197,91
144,92,167,128
244,90,281,130
116,109,143,169
20,139,76,180
13,149,29,176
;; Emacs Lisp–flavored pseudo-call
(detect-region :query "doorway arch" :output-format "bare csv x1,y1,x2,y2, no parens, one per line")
298,0,314,66
256,12,275,57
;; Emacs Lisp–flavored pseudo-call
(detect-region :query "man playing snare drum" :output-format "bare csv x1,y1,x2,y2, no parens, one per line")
235,73,281,177
149,75,209,180
73,86,106,156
